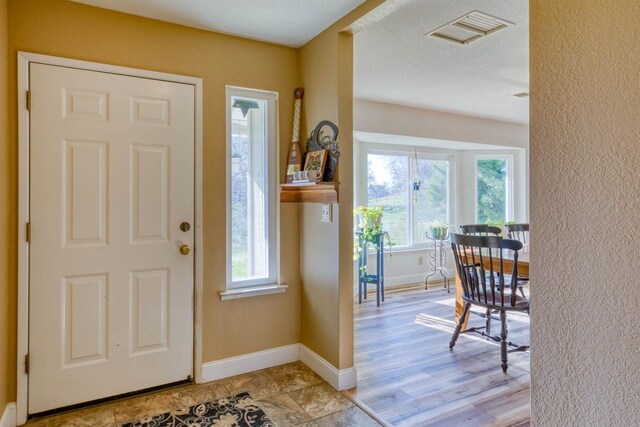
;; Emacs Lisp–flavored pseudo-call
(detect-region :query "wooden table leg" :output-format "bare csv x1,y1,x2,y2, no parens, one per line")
455,269,470,331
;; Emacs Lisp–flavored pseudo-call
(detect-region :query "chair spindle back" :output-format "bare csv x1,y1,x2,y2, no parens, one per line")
460,224,502,237
450,233,523,308
506,223,529,244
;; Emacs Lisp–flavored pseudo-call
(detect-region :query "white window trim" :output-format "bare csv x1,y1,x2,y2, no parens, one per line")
225,86,279,290
358,143,455,251
473,154,514,223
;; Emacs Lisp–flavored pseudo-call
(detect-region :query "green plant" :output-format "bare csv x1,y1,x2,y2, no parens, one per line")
418,219,452,241
353,206,395,274
355,206,382,229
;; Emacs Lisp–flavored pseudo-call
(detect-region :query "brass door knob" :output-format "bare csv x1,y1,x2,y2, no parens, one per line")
179,244,191,255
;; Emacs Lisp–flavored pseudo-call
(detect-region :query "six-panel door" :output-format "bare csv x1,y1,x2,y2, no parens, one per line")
29,63,195,413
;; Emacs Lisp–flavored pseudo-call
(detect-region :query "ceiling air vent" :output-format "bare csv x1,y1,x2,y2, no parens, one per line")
426,11,514,45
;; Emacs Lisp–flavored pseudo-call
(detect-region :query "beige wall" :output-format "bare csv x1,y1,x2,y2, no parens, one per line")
4,0,303,400
298,22,342,369
354,99,530,149
0,0,11,411
298,0,384,370
299,204,339,366
530,1,640,425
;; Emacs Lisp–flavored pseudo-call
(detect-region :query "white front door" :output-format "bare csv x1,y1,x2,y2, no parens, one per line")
28,63,195,413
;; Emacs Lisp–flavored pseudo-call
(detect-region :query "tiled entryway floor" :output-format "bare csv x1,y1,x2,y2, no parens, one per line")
24,362,381,427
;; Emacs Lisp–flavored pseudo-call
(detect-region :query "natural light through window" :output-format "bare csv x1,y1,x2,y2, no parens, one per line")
227,87,277,288
476,157,511,223
365,149,451,249
414,159,449,244
367,154,409,245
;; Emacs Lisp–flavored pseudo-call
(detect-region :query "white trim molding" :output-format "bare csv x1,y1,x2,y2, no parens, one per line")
299,345,357,391
16,51,204,425
201,344,357,391
0,403,16,427
202,344,300,382
219,284,288,301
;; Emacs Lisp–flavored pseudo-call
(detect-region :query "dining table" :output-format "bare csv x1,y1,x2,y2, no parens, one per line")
454,244,530,331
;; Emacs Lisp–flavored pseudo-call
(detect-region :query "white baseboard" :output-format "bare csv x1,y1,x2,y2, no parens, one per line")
201,344,357,391
0,403,16,427
201,344,300,382
299,345,357,391
353,273,454,295
383,273,428,287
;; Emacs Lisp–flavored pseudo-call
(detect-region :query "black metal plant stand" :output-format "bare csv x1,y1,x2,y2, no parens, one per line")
424,233,450,293
356,230,385,307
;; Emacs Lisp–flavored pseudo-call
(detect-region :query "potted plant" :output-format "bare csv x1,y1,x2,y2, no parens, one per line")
355,206,383,230
353,206,394,262
421,219,451,241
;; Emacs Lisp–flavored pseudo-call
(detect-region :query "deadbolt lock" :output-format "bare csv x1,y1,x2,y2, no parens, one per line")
180,222,191,232
179,244,191,256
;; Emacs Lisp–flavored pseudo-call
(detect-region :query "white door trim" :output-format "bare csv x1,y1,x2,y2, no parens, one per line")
16,52,204,425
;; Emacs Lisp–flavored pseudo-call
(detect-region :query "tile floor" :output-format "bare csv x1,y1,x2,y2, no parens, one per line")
23,362,381,427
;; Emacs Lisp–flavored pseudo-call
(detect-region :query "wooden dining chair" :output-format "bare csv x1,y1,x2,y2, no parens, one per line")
459,224,502,237
506,223,529,244
450,233,529,372
506,223,529,298
459,224,503,330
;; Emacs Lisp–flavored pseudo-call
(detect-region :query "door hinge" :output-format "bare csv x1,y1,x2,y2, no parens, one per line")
24,354,30,375
26,91,31,111
26,222,31,242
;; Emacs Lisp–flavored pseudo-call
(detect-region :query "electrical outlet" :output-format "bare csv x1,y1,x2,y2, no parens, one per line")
418,256,424,265
321,204,332,222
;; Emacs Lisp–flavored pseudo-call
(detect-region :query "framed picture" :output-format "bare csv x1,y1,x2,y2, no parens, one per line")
303,149,328,179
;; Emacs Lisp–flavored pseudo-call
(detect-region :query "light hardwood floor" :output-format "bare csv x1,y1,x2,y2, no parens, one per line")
348,285,530,427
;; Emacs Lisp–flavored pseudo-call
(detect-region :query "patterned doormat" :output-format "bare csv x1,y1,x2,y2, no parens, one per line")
121,392,274,427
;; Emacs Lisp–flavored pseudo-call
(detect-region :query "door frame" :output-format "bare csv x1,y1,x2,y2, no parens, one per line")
16,52,204,425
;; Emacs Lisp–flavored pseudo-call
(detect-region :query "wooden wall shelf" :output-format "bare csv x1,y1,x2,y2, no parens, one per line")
280,182,339,203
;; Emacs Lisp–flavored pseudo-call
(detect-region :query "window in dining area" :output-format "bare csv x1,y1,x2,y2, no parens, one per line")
475,155,512,223
365,149,452,249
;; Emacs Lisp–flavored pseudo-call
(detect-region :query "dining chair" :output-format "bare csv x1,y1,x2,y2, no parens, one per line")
506,223,529,298
459,224,503,331
506,223,529,244
449,233,530,373
459,224,502,236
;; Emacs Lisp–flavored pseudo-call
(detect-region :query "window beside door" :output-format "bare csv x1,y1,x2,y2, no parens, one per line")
226,87,277,289
364,149,452,249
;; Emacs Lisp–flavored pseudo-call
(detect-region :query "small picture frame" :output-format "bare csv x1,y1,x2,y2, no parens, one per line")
303,149,328,181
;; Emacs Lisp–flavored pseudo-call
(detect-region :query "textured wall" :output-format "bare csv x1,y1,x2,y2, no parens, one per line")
531,1,640,425
0,0,11,411
6,0,302,390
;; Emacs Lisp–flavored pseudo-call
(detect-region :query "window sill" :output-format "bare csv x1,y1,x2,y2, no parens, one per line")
219,284,288,301
361,245,447,256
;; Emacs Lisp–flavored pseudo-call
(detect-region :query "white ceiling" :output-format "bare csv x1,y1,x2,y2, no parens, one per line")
70,0,365,47
354,0,529,124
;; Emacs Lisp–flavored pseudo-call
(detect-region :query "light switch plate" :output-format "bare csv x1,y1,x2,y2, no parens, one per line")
321,204,332,222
